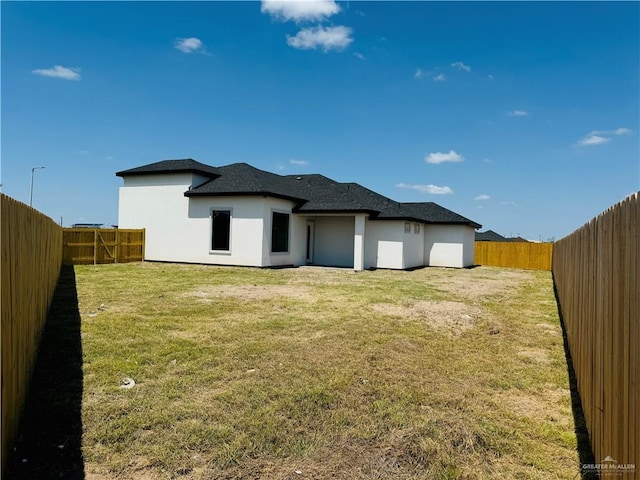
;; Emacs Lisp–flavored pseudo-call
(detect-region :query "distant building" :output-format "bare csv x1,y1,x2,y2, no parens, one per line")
506,236,530,243
71,223,104,228
475,229,508,242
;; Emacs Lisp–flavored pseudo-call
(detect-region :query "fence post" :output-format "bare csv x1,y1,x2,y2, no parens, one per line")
93,229,98,265
115,229,119,264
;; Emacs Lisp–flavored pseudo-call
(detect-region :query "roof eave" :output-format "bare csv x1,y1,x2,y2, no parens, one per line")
184,190,306,203
292,207,379,215
374,217,481,228
370,215,424,223
116,169,220,178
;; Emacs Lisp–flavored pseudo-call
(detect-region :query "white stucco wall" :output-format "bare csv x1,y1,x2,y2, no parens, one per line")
403,222,425,269
461,225,476,267
313,217,355,268
118,173,199,262
187,197,266,266
260,197,305,267
364,220,404,269
424,224,475,268
119,175,277,266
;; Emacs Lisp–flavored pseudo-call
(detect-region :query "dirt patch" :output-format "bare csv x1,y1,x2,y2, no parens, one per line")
535,323,560,335
184,285,312,302
496,387,571,427
371,300,481,334
517,348,550,364
285,266,362,286
432,269,533,299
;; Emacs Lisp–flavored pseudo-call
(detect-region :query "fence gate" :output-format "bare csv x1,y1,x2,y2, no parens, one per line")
63,228,144,265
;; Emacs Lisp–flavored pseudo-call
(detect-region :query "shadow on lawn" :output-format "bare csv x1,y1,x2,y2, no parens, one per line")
553,279,597,480
6,265,85,479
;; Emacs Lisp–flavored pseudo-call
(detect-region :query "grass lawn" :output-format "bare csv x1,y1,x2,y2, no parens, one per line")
18,263,582,479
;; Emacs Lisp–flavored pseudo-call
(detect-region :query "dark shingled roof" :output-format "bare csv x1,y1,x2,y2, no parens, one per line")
185,163,306,202
118,159,481,228
403,202,482,229
506,236,530,243
475,229,508,241
116,159,221,178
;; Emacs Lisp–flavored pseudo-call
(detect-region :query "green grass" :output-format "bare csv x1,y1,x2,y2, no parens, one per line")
75,263,579,479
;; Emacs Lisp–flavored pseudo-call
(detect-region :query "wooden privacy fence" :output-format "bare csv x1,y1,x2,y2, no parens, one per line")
553,192,639,475
1,194,63,474
63,228,144,265
474,241,553,270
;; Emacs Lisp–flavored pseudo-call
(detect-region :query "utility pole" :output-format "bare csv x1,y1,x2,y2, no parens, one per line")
29,166,46,207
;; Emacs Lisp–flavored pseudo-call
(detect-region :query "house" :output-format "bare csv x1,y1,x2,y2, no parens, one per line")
506,236,530,243
116,159,481,270
71,223,105,228
475,229,508,242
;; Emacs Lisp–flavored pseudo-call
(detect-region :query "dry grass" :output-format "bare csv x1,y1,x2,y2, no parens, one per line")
49,263,583,478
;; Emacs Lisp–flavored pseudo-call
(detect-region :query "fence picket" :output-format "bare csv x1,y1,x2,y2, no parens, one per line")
1,194,63,474
553,192,639,476
62,228,144,264
474,241,553,270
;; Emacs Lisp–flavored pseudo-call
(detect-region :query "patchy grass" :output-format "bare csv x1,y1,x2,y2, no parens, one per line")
74,263,576,478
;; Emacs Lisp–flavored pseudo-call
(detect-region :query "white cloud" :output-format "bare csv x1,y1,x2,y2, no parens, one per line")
261,0,340,22
32,65,81,80
482,158,494,164
353,52,364,60
577,127,631,147
414,68,425,79
507,110,529,117
425,150,464,164
396,183,454,195
500,201,517,206
175,37,205,53
591,127,631,136
487,74,495,80
451,61,471,72
433,73,446,82
474,194,491,201
289,159,308,165
286,25,353,51
578,134,610,146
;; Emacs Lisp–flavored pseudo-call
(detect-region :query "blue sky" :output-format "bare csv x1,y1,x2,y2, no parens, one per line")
2,1,638,240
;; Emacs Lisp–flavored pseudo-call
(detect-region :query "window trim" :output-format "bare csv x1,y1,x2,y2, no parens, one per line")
209,207,232,255
270,209,291,255
404,222,412,233
414,223,421,234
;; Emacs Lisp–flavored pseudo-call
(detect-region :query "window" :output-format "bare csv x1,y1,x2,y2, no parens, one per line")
271,211,290,253
404,222,412,233
211,210,231,251
414,223,420,234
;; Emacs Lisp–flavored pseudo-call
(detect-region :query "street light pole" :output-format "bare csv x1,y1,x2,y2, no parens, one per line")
29,166,46,207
